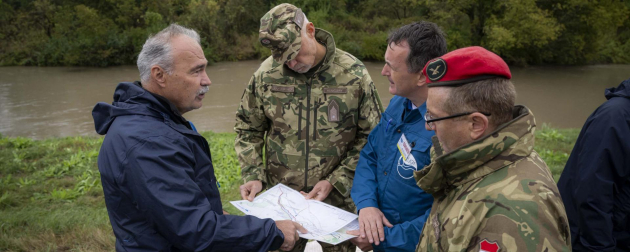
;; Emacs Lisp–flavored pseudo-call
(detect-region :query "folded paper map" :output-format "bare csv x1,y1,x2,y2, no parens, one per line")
231,184,358,245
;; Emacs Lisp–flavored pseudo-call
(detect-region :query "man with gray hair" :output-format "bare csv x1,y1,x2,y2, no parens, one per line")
415,46,570,251
93,23,306,252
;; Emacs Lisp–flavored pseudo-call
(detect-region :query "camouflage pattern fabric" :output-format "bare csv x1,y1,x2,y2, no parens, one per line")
414,106,571,252
235,28,383,201
259,3,305,64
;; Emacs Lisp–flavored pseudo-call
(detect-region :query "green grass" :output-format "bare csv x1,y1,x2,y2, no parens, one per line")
533,125,581,182
0,127,579,251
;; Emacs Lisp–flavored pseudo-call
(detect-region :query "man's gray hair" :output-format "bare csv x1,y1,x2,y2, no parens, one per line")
137,24,201,83
443,78,517,127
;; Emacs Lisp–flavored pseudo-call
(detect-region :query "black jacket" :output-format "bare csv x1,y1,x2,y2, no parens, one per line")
558,78,630,251
93,82,284,251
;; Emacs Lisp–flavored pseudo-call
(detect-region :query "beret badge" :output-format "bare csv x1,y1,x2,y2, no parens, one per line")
427,58,447,81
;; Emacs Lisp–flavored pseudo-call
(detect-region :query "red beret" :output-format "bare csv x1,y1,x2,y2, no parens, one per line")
423,46,511,87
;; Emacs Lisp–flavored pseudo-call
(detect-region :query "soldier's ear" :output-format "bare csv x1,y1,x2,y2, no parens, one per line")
416,73,427,87
305,22,316,38
152,65,167,88
469,112,489,140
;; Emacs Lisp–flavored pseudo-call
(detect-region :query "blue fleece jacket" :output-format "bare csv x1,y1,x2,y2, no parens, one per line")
351,96,434,251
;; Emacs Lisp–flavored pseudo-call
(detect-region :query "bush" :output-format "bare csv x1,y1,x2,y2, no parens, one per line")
1,0,629,66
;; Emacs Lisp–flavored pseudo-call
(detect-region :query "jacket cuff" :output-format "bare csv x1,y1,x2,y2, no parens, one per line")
326,173,351,197
269,222,285,251
372,227,390,251
243,173,261,183
355,198,379,211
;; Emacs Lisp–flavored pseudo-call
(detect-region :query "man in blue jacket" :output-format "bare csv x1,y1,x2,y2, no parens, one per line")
348,22,447,251
92,24,306,252
558,77,630,251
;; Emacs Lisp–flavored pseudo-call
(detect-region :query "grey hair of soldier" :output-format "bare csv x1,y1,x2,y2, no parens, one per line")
137,23,201,83
442,78,517,127
387,21,447,74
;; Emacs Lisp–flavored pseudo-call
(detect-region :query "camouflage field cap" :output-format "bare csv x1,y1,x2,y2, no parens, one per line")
259,3,305,64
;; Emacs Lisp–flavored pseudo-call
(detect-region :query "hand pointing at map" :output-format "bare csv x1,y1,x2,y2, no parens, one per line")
301,180,333,201
276,220,308,251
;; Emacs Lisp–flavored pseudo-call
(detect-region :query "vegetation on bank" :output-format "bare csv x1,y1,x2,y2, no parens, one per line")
0,127,577,251
1,0,629,67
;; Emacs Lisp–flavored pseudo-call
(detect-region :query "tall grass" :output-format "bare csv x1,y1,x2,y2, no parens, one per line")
0,128,578,251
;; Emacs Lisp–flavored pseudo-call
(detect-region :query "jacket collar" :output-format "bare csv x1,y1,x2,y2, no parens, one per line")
605,77,630,100
135,82,189,128
402,98,426,123
414,105,536,194
92,82,194,135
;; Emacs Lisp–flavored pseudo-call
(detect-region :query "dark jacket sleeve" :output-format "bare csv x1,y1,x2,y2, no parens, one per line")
122,135,284,252
563,99,630,251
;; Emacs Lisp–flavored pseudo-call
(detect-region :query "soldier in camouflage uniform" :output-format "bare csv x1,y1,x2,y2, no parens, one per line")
234,4,383,251
414,47,571,252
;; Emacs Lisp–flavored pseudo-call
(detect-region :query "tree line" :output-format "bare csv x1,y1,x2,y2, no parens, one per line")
0,0,628,67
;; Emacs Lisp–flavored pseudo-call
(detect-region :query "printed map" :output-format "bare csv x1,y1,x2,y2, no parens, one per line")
231,184,358,244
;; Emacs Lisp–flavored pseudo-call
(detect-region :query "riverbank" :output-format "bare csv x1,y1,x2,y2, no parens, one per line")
0,127,579,251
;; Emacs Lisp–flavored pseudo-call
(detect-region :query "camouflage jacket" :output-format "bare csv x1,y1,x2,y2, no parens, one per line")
234,28,383,197
414,106,571,252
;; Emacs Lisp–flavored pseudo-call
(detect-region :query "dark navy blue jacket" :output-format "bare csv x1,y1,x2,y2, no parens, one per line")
93,82,284,252
558,78,630,252
351,96,434,251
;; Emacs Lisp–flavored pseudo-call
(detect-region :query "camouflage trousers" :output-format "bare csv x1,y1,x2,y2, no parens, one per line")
274,188,357,252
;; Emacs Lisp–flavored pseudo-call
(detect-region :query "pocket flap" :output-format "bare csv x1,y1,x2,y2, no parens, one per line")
323,87,347,94
271,85,295,93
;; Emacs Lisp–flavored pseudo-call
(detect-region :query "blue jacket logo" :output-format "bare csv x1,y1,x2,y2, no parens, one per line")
397,155,418,179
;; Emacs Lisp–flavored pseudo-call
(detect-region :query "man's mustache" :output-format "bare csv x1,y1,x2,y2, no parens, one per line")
198,86,209,95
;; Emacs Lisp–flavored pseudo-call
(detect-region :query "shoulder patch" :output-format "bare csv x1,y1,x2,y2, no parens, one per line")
479,239,500,252
426,58,447,81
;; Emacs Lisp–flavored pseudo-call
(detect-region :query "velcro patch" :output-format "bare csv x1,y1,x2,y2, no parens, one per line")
479,239,500,252
293,9,305,30
323,87,347,94
270,85,295,93
328,100,340,122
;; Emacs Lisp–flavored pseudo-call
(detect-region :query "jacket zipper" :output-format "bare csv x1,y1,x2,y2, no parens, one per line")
313,99,318,141
304,78,312,191
298,104,302,140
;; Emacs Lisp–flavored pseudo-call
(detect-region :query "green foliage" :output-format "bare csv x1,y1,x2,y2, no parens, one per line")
1,0,628,66
534,124,580,181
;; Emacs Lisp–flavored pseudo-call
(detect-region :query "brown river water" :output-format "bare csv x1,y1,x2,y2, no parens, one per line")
1,61,629,139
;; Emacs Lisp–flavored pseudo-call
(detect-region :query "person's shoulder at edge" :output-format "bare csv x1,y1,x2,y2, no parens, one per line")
595,94,630,118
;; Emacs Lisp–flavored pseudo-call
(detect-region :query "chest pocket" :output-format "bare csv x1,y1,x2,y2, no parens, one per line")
312,86,360,151
264,84,303,136
394,134,432,181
